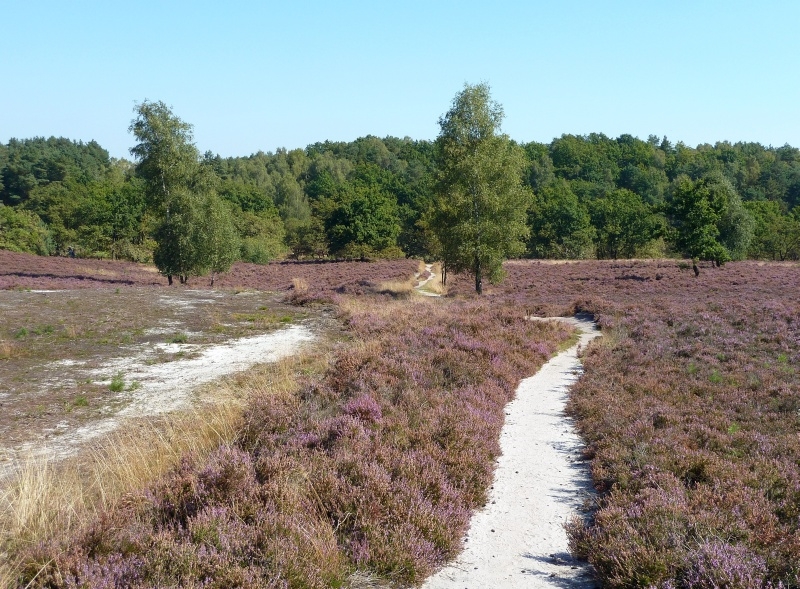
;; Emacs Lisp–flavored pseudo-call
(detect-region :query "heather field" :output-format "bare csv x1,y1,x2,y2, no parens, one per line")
16,299,570,587
3,253,572,587
5,254,800,587
0,250,418,294
449,260,800,587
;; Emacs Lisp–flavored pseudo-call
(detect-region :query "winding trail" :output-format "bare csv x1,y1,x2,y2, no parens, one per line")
414,263,441,297
422,315,600,589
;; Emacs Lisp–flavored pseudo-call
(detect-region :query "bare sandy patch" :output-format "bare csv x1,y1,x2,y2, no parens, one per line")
0,288,318,480
2,325,314,472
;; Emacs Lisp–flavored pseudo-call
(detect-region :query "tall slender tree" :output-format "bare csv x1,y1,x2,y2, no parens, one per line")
430,83,531,293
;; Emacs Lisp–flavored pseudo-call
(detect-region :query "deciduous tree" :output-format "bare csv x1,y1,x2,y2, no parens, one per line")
431,83,531,294
588,188,662,259
667,174,737,272
527,179,594,259
130,101,243,283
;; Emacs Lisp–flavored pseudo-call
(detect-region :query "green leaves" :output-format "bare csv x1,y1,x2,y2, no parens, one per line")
431,83,531,293
131,102,240,283
528,179,594,259
129,100,199,211
588,189,663,259
667,173,752,266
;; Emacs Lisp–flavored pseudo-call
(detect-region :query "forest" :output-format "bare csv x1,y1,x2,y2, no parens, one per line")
2,105,800,270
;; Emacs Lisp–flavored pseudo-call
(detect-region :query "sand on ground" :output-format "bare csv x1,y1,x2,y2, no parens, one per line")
2,325,314,473
422,316,600,589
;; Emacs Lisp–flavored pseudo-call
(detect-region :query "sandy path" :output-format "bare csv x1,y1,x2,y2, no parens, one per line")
415,263,441,297
422,316,600,589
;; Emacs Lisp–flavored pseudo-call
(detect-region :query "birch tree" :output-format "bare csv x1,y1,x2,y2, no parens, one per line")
431,83,531,294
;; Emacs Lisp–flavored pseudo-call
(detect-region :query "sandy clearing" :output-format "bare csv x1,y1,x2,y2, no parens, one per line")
422,316,600,589
3,324,315,470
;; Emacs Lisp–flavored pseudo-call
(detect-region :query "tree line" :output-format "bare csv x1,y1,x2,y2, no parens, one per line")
2,91,800,284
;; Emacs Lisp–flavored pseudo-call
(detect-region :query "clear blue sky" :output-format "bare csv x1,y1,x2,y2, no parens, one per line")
2,1,798,159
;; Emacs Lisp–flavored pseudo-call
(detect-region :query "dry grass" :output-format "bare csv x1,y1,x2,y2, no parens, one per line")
61,324,79,339
0,351,323,586
376,278,414,297
291,277,309,294
0,400,241,585
345,570,394,588
74,266,118,278
0,341,17,360
419,262,447,295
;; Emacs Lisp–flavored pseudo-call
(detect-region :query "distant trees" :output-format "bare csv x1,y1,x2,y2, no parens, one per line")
430,83,531,294
744,200,800,261
5,109,800,269
196,192,240,286
666,173,754,273
588,189,663,259
0,204,53,255
528,180,594,259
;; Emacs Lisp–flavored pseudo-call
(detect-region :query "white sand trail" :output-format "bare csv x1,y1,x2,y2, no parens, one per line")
422,316,600,589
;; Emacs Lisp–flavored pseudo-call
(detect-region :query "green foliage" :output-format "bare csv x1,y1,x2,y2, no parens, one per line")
4,116,800,266
745,200,800,260
551,133,620,188
0,137,110,206
129,100,199,211
130,101,244,282
286,217,329,259
717,192,754,260
195,192,240,283
109,373,125,392
528,179,595,259
0,204,53,255
588,189,663,259
151,188,200,282
431,83,531,293
235,209,286,263
326,165,401,257
667,173,752,265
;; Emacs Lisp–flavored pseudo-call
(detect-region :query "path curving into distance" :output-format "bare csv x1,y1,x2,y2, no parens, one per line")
414,263,441,297
422,315,600,589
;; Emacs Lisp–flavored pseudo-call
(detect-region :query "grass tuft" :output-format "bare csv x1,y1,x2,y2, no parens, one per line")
108,373,125,392
0,393,246,586
376,279,414,298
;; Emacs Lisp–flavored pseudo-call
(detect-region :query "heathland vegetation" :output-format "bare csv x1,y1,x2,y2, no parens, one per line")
5,255,800,587
3,85,800,587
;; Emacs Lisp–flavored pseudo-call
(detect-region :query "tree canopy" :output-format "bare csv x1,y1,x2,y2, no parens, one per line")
3,101,800,272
